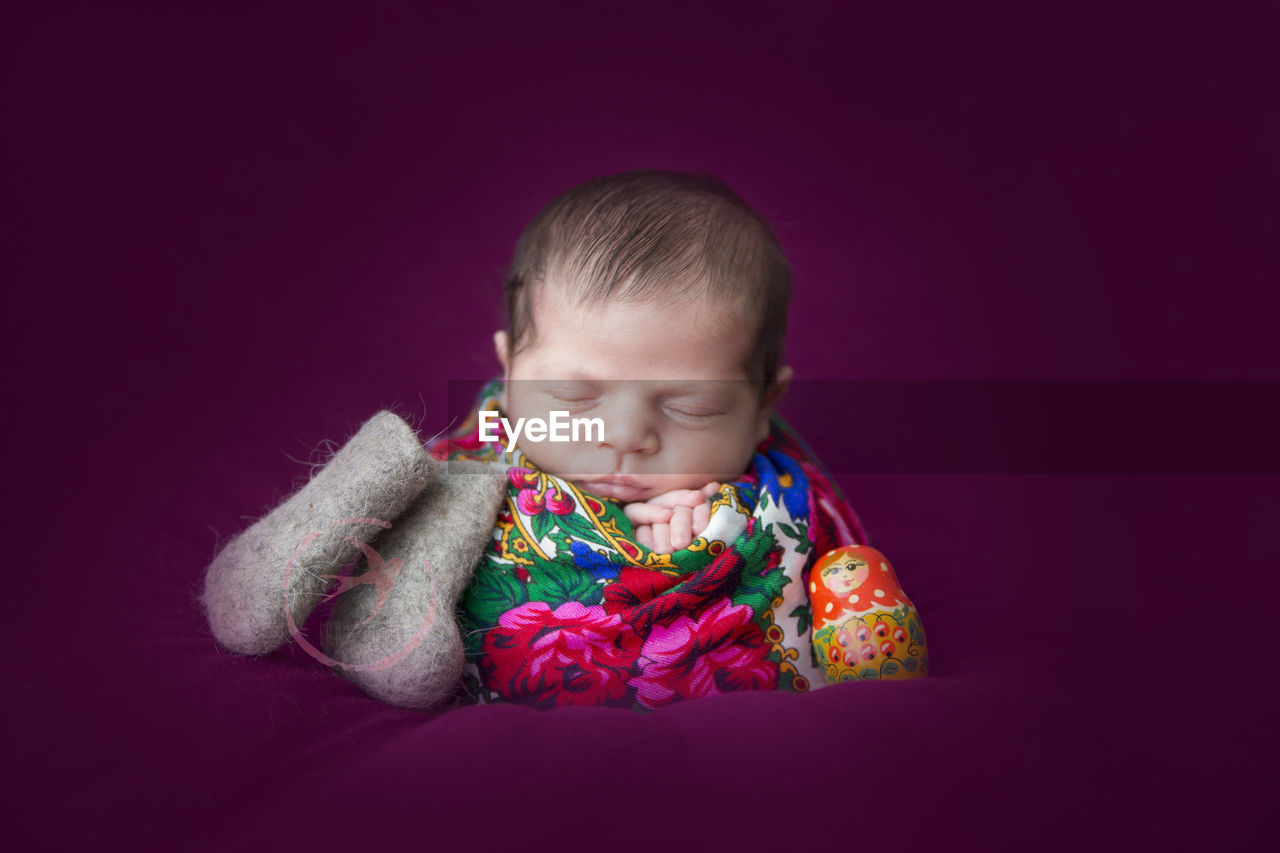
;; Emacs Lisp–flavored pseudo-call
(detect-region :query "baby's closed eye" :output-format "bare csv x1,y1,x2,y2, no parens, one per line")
543,383,600,411
663,405,723,423
661,393,732,423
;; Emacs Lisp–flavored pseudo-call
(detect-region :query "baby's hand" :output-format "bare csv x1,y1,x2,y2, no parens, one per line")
623,481,722,554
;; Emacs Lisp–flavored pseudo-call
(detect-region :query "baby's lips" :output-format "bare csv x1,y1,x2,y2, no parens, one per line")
576,479,650,502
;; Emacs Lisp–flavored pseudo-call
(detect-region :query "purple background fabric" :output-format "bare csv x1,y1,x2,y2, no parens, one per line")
5,3,1278,850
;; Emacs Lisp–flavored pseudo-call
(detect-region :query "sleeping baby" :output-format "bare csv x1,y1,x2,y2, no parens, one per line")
204,169,926,711
431,169,928,708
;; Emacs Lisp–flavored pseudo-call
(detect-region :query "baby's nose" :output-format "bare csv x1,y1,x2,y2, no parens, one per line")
599,405,658,456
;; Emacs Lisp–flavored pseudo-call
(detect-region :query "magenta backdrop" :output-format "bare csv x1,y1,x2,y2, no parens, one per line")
4,3,1278,851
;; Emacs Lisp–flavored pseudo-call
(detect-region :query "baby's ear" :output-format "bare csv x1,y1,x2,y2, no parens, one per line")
767,365,793,406
494,330,511,411
493,330,510,376
756,365,793,442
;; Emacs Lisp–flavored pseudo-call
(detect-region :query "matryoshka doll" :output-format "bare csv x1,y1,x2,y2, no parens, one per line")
810,545,928,683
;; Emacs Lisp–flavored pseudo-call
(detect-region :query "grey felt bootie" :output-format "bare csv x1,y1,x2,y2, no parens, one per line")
203,410,438,656
203,409,509,710
322,460,508,710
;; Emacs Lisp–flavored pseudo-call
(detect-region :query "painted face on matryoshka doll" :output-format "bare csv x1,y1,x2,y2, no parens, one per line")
819,553,870,595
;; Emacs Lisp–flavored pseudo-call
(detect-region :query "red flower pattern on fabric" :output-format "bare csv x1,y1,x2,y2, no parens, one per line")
483,601,643,708
631,597,778,710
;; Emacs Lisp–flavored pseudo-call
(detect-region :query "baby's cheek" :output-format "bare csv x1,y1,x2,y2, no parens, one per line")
678,433,754,482
517,439,570,475
705,423,759,476
531,441,608,478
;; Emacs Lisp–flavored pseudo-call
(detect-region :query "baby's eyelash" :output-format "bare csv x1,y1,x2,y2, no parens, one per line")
549,394,600,413
665,407,722,420
543,387,598,402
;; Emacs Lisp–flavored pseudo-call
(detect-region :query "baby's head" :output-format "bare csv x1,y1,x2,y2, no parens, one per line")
493,169,795,502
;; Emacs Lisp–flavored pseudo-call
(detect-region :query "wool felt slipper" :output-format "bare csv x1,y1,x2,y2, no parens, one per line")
323,458,509,710
203,410,437,656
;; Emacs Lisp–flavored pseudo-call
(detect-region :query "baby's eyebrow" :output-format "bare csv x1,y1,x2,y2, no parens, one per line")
656,383,742,400
534,375,748,396
535,369,602,383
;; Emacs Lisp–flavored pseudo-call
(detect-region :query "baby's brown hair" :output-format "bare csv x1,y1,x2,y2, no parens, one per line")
502,169,792,389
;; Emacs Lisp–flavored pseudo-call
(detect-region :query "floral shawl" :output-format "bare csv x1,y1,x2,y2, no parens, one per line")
428,379,867,711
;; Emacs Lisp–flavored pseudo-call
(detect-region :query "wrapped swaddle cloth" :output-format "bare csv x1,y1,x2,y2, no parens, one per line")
430,379,871,710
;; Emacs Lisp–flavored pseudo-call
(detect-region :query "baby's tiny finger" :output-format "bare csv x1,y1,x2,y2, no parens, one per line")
624,503,673,525
634,524,654,550
650,489,705,509
692,501,710,535
669,506,693,550
651,521,672,554
701,481,723,497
